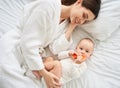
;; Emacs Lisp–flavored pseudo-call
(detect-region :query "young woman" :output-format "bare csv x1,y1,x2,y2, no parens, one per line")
0,0,101,88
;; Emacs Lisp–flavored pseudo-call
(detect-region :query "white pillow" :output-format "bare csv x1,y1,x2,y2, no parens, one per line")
79,0,120,41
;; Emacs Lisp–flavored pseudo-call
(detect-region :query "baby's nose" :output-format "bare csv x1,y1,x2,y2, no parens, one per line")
81,50,85,53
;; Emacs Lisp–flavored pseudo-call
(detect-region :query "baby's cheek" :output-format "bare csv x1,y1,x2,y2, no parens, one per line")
81,53,86,59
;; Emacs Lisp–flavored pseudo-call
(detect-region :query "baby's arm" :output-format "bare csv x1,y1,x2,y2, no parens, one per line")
57,50,70,60
58,50,77,60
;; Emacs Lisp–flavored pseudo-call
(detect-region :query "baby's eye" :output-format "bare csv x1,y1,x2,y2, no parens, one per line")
80,48,83,50
86,50,89,53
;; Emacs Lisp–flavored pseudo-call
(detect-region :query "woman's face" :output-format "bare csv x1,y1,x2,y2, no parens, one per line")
70,4,95,24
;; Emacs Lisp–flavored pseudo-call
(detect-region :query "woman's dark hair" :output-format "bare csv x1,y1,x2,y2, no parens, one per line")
61,0,101,19
61,0,77,5
82,0,101,19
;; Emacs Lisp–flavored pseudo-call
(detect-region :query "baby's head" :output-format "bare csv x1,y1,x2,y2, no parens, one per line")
76,38,94,59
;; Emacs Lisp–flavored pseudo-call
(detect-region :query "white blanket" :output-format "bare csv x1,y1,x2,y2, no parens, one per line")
0,0,120,88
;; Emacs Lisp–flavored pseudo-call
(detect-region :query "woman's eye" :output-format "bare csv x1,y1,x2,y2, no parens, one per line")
84,20,89,24
83,13,85,18
83,13,88,19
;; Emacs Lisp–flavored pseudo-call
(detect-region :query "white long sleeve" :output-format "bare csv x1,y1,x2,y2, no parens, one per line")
20,0,61,70
58,50,70,60
49,34,73,55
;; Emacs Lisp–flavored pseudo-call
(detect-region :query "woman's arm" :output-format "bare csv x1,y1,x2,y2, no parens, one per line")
65,23,77,41
49,34,73,55
20,9,49,70
49,23,77,55
20,2,61,87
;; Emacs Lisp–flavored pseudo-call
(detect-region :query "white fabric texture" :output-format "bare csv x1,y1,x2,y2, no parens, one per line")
19,0,61,70
60,59,87,85
49,33,73,55
79,0,120,41
49,34,87,85
58,50,70,59
0,0,33,38
0,0,62,88
0,0,120,88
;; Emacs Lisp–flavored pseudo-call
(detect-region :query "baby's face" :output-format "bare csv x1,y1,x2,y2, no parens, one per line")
76,39,94,59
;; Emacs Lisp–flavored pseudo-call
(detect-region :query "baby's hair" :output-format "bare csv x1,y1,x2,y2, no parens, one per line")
79,38,95,48
76,38,95,56
79,38,95,56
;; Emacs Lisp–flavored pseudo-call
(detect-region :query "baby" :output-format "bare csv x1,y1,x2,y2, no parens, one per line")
43,38,94,84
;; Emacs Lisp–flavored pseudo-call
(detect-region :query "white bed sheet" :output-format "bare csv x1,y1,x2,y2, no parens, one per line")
0,0,120,88
0,0,33,38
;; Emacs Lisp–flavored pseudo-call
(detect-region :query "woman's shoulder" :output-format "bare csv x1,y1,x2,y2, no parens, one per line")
23,0,61,20
24,0,61,11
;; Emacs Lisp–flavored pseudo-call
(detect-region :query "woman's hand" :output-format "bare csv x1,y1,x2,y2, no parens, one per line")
39,69,61,88
65,23,77,41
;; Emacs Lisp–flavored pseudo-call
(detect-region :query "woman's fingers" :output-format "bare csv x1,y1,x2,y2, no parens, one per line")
47,79,61,88
48,74,61,88
53,81,61,87
32,71,41,79
42,71,61,88
53,75,61,86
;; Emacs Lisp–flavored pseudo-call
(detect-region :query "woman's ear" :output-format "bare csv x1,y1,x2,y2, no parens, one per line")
76,0,83,5
74,0,82,6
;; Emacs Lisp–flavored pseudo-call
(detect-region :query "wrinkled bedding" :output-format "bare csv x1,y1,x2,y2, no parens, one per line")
0,0,120,88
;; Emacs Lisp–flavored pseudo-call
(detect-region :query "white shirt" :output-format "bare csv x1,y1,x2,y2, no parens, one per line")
49,33,73,55
19,0,61,70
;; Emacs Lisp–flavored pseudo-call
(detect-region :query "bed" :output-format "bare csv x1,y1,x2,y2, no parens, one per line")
0,0,120,88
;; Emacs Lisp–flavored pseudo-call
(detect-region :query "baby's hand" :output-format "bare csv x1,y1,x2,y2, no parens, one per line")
74,53,86,64
74,55,82,64
72,53,78,59
68,50,77,59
